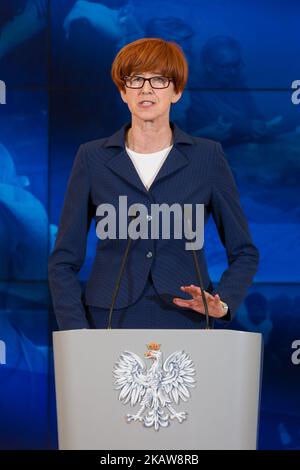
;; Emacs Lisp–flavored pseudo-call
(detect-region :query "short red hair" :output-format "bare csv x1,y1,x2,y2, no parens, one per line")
111,37,188,94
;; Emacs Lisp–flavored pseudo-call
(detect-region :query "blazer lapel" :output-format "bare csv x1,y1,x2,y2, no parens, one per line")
104,148,149,195
103,121,193,193
150,146,189,188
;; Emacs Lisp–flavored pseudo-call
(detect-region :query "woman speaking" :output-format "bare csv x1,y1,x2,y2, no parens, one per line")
48,38,259,330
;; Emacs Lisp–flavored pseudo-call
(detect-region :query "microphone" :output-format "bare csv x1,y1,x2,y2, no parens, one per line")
107,213,136,329
184,207,211,330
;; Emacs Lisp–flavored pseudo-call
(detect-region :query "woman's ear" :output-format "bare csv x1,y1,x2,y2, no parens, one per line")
171,91,183,104
120,88,128,104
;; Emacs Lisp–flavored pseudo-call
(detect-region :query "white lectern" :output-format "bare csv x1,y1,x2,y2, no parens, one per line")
53,329,262,450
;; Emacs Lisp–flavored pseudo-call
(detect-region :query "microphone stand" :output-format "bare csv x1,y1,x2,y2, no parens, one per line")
185,216,211,330
107,216,134,330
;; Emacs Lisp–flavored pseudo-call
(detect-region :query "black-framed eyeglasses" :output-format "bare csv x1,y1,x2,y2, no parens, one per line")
123,75,174,89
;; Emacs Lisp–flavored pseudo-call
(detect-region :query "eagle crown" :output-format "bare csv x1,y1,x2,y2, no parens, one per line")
144,342,162,361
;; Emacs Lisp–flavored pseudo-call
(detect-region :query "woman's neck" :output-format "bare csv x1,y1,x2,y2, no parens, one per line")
125,124,173,153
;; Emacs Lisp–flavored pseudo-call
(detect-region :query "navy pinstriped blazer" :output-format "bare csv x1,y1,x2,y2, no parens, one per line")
48,121,259,330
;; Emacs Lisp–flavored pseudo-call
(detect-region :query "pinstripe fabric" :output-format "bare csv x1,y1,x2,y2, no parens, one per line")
86,272,214,329
48,121,259,331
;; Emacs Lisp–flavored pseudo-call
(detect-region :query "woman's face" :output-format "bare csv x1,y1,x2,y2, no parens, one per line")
120,71,182,122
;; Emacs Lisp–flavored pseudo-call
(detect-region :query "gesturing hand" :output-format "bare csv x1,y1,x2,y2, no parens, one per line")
173,284,226,318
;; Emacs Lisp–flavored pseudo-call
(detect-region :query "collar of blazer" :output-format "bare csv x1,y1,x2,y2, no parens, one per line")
103,121,194,148
102,122,194,193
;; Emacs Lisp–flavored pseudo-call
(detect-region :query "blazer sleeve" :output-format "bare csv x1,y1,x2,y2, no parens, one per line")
210,142,259,320
48,144,93,330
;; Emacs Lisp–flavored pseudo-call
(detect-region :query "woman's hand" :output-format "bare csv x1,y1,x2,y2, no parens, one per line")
173,284,226,318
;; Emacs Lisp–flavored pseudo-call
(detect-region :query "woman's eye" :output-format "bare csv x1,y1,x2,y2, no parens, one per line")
132,77,143,84
152,77,167,86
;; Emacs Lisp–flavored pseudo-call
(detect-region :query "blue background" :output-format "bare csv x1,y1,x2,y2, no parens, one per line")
0,0,299,449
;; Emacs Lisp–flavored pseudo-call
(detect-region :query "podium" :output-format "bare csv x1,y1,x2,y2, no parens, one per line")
53,329,262,450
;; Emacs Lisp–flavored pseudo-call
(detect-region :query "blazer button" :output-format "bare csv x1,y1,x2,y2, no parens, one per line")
146,251,153,258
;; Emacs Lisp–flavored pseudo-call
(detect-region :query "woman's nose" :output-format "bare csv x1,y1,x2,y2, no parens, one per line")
141,79,153,91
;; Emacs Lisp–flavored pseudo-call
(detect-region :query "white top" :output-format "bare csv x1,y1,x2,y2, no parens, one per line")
125,145,173,190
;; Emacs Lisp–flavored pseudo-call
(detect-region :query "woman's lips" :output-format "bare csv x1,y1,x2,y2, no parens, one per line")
137,101,156,108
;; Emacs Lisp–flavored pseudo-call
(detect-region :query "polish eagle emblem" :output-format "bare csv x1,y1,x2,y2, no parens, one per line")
113,342,196,430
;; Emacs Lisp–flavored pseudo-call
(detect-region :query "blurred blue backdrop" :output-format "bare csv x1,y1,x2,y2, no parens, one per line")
0,0,299,449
